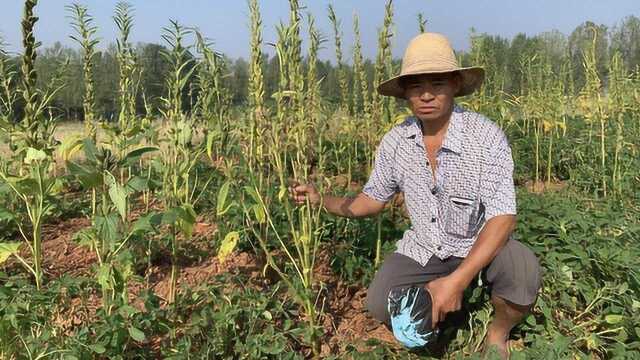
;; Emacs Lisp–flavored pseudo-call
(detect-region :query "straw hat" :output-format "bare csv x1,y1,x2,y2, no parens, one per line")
378,32,485,98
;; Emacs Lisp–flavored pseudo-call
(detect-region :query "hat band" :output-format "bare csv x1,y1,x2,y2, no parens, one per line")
401,58,459,74
403,54,459,69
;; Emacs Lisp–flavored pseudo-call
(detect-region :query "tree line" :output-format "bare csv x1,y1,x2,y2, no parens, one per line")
1,16,638,122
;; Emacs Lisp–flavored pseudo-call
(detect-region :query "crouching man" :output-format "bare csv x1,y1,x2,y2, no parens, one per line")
290,33,541,358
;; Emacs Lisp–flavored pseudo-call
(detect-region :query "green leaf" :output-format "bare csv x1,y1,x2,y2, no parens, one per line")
128,326,146,342
605,314,623,324
73,228,98,251
206,131,216,161
81,138,99,163
12,177,39,197
131,212,162,234
252,204,266,224
217,231,239,264
67,161,102,188
96,264,112,290
126,176,149,193
244,185,262,204
105,171,127,220
58,134,84,162
121,146,159,166
89,344,106,354
277,185,287,202
216,181,232,216
0,208,15,222
161,208,180,224
24,147,47,164
178,204,197,239
162,206,196,238
96,213,119,247
0,242,21,264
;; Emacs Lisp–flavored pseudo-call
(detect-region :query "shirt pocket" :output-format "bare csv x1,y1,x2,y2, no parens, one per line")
444,195,484,238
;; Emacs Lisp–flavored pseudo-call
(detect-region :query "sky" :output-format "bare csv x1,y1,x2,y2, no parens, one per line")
0,0,638,61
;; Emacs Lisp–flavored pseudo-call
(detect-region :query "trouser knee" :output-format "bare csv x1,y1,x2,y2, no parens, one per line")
486,240,542,306
365,287,390,325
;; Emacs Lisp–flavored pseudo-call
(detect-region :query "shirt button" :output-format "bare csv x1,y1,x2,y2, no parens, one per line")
431,188,437,195
431,217,437,223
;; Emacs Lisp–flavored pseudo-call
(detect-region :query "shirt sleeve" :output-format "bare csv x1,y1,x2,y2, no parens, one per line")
362,133,399,203
480,130,517,220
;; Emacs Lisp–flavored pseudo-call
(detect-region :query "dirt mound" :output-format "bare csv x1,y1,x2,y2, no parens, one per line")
313,250,399,355
40,217,94,278
13,215,398,354
147,251,264,301
525,180,568,193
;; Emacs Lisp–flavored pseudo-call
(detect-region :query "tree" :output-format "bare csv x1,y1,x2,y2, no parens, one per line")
136,42,170,112
610,15,640,71
568,21,609,89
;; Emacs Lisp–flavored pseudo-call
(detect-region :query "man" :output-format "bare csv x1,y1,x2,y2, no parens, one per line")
290,33,541,358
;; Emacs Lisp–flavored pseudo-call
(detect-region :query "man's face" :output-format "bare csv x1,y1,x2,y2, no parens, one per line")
403,73,461,123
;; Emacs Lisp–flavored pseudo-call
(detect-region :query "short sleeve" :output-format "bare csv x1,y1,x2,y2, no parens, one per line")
362,133,399,203
480,131,517,220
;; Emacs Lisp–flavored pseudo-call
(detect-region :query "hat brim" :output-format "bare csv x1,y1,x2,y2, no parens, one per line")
377,67,485,99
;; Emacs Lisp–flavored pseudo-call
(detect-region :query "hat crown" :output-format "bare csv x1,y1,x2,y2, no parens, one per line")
401,33,459,75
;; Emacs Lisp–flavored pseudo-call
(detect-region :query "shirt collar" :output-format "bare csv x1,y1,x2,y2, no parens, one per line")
404,103,465,155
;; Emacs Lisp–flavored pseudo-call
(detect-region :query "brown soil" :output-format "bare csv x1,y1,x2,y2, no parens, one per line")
525,180,568,194
6,215,397,355
313,250,400,356
41,217,94,278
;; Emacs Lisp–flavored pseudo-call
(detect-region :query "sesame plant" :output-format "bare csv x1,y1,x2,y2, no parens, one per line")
155,20,204,304
0,0,66,290
66,3,99,143
370,0,395,267
351,12,370,117
418,13,427,33
63,3,159,313
243,1,328,355
577,27,609,196
328,5,350,115
194,30,232,162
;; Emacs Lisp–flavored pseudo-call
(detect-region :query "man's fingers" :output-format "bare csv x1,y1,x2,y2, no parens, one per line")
425,285,438,328
432,308,439,329
431,301,439,328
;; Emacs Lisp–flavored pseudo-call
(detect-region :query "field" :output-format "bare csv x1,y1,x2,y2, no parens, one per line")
1,0,639,359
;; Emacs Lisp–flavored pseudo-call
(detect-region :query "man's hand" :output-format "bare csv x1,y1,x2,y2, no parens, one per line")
426,274,466,328
288,181,386,218
288,182,321,206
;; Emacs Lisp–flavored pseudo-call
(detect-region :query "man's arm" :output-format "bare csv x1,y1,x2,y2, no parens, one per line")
322,193,386,218
426,215,516,327
291,132,398,218
290,184,386,218
451,215,516,287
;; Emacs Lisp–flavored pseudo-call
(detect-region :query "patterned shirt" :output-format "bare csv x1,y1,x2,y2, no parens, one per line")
362,104,516,266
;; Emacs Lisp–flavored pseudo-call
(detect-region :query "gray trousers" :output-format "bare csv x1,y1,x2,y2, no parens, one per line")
366,240,542,325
